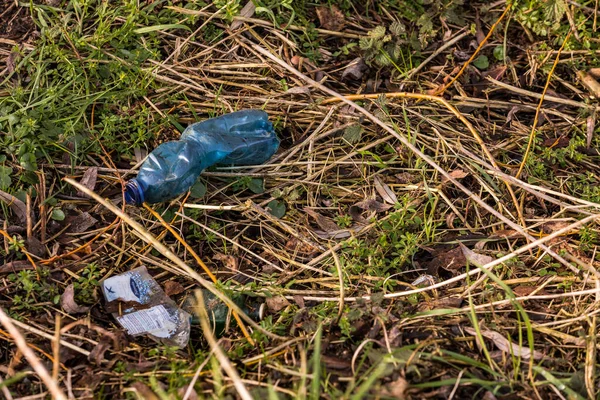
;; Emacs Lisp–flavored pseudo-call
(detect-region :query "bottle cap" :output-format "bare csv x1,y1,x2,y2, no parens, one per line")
124,179,145,206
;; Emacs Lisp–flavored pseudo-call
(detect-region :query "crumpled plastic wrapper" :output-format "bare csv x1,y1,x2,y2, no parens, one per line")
101,266,190,348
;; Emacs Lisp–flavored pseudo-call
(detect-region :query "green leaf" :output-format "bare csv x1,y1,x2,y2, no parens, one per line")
51,208,65,221
343,124,363,144
190,181,207,198
0,166,12,190
248,178,264,194
19,152,37,171
134,24,191,34
266,200,286,218
493,46,505,61
473,55,489,70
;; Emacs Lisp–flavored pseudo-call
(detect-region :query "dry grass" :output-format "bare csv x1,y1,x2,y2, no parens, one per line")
2,1,600,399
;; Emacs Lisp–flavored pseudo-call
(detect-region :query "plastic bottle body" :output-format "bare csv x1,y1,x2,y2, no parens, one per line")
125,110,278,205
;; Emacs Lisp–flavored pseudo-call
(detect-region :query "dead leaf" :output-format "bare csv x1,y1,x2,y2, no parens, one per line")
374,176,397,205
131,382,160,400
348,206,368,224
512,286,548,297
25,237,46,258
489,229,520,239
445,212,456,229
88,333,117,365
542,136,569,148
213,252,238,271
266,296,290,313
68,212,98,234
541,221,573,234
286,86,311,95
304,207,340,232
341,57,368,81
77,167,98,198
293,295,305,308
442,169,469,183
587,113,596,149
354,199,393,212
133,147,147,163
418,297,462,312
396,172,417,184
164,280,185,297
427,246,467,274
315,5,345,31
60,284,91,315
321,354,352,370
459,243,494,267
178,385,199,400
0,190,28,225
578,71,600,98
382,376,408,399
230,1,255,30
464,327,543,360
482,65,507,81
285,238,318,255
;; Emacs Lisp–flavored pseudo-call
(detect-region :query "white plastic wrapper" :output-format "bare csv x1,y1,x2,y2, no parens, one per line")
101,266,190,348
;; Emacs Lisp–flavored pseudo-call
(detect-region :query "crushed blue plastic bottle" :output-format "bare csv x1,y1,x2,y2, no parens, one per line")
125,110,279,205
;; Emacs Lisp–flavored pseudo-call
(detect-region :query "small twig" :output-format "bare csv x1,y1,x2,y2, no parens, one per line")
405,30,469,80
0,308,67,400
435,4,512,95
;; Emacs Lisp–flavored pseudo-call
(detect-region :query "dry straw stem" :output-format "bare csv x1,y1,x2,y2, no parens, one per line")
63,177,284,341
0,308,68,400
193,290,253,400
515,31,571,180
321,88,524,224
142,203,255,345
253,44,590,276
435,3,512,95
251,44,599,296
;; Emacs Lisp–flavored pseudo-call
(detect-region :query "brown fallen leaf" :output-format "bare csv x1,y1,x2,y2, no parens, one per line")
427,246,467,274
60,284,91,315
587,113,596,149
266,296,290,313
230,0,255,30
442,169,468,183
382,376,408,399
396,172,418,184
459,243,494,267
285,86,311,95
374,176,398,205
131,382,160,400
213,252,238,271
178,385,199,400
67,212,98,234
464,327,544,360
315,5,345,31
0,190,28,225
77,167,98,198
25,236,46,258
578,71,600,98
164,280,185,297
512,286,548,297
354,199,393,212
88,331,124,365
304,207,340,232
341,57,368,81
321,354,352,370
